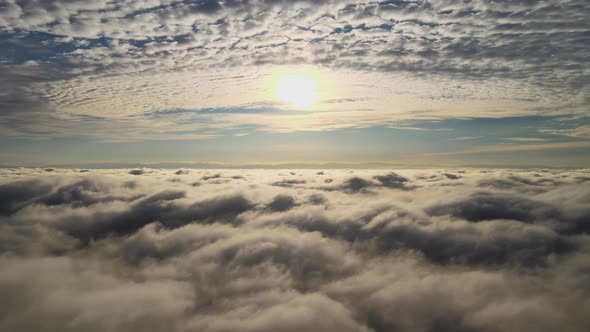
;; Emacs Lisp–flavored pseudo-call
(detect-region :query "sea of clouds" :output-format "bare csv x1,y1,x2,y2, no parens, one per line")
1,167,590,332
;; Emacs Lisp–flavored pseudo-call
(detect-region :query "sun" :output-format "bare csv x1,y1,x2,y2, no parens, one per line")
275,74,319,109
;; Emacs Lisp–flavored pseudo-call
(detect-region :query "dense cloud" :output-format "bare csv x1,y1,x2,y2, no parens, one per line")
0,168,590,331
2,0,588,82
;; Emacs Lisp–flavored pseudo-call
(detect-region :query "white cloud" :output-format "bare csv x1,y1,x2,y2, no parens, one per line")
1,168,590,331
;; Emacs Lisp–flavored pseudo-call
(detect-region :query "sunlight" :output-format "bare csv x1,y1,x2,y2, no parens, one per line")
275,74,319,109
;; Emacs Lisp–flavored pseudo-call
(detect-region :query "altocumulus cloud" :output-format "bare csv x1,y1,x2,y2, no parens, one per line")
1,168,590,331
1,0,589,140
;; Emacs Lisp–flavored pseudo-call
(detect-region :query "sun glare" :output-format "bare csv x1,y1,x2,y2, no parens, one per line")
275,75,319,109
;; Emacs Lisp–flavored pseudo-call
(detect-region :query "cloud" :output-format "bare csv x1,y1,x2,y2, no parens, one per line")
373,172,417,189
318,172,418,193
541,125,590,139
506,137,547,142
0,178,53,214
337,176,374,193
272,179,307,188
426,191,555,223
1,0,589,139
1,168,590,331
266,194,298,212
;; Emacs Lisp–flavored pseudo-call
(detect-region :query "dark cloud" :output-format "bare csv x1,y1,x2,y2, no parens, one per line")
321,173,418,193
442,172,461,180
373,172,417,190
478,175,563,193
272,179,307,187
0,178,53,214
338,177,373,193
202,173,221,180
427,191,551,222
38,177,144,207
0,168,590,331
266,194,297,212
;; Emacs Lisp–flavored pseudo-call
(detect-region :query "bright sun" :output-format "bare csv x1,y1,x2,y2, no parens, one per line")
275,75,319,109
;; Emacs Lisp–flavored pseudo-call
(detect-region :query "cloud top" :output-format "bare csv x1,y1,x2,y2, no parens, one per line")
1,168,590,331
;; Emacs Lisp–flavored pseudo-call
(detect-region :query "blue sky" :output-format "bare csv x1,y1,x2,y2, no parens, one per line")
1,116,589,168
1,0,589,167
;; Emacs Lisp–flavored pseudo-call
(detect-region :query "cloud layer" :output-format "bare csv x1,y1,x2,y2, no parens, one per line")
1,167,590,331
1,0,589,140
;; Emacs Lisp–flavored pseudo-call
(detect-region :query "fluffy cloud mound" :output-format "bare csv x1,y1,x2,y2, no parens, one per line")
1,168,590,332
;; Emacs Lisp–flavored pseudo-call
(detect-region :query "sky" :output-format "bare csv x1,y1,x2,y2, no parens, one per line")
1,0,590,167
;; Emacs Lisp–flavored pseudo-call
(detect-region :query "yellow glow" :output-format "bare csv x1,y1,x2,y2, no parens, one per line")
275,74,319,109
